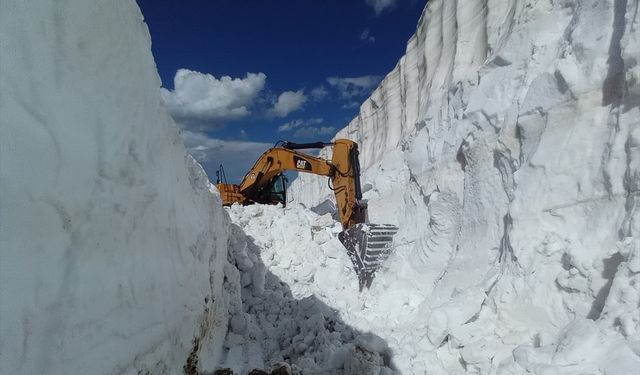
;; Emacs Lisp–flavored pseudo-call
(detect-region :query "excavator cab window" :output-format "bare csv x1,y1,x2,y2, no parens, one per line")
254,173,288,206
271,174,287,205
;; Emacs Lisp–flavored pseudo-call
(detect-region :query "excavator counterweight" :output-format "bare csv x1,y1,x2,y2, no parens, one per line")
216,139,398,289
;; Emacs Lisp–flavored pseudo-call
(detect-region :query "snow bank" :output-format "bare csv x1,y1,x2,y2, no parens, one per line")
290,0,640,373
0,1,229,373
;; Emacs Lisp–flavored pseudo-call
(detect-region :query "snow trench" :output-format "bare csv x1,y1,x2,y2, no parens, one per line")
2,0,639,374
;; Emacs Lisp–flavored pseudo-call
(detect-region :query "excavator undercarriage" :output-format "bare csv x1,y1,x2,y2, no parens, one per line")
216,139,398,290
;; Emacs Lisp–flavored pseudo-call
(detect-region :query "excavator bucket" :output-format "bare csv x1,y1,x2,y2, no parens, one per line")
338,223,399,290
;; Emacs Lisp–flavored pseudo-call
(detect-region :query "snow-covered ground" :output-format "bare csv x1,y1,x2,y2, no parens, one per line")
223,202,639,374
1,1,229,373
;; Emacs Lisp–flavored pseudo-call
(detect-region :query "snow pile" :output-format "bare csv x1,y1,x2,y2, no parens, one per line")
219,204,397,374
288,0,640,373
0,1,229,373
224,201,640,374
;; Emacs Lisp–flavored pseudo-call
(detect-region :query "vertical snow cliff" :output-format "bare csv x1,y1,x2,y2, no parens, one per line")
292,0,640,372
0,1,228,373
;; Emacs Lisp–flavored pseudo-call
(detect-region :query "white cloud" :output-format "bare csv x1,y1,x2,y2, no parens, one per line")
278,119,304,132
270,90,307,117
161,69,266,128
359,28,376,43
278,118,323,132
293,126,337,138
278,118,334,139
310,85,329,101
365,0,397,15
180,130,272,184
327,75,382,98
342,101,361,109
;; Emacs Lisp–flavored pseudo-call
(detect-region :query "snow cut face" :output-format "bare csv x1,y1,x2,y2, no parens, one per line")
0,1,229,373
289,0,640,373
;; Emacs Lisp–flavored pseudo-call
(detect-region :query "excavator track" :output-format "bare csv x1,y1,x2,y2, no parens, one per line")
339,223,399,290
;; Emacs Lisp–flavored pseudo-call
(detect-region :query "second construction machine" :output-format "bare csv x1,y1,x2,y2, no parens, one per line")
216,139,398,289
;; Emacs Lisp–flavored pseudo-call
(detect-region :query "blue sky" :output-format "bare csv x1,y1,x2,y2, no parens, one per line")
137,0,426,182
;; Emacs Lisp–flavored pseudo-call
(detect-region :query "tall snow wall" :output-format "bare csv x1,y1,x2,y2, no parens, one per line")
0,1,229,373
292,0,640,372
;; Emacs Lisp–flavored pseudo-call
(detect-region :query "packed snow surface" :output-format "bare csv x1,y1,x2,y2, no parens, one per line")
286,0,640,373
0,1,228,373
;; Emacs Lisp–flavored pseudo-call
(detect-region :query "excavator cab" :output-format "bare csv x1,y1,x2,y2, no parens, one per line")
254,174,288,206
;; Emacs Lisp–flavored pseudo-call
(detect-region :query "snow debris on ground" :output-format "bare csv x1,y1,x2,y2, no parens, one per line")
218,204,398,375
221,201,640,374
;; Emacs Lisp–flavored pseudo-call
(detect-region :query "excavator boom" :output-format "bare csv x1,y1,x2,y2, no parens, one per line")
216,139,398,289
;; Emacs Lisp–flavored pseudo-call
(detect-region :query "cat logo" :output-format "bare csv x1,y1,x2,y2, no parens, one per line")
293,155,312,171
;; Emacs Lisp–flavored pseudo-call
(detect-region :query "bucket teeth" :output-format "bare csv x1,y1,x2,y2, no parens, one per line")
338,223,399,290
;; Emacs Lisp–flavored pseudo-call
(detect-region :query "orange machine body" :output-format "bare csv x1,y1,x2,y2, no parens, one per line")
216,139,366,230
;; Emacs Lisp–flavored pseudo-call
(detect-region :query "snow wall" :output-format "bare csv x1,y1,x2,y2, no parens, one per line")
0,1,229,373
291,0,640,372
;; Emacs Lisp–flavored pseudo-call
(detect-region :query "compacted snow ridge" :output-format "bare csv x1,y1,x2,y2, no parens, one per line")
287,0,640,374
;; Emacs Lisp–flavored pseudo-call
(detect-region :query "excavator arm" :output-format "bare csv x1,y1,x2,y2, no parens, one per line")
216,139,398,289
220,139,366,230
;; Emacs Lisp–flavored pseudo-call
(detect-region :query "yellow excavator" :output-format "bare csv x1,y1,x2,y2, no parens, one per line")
216,139,398,289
